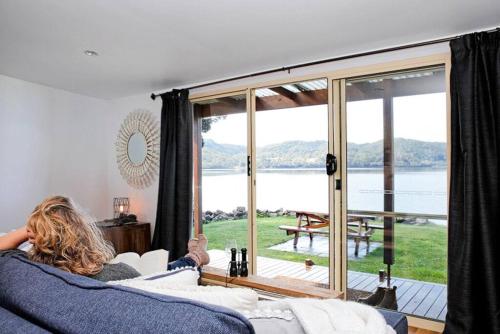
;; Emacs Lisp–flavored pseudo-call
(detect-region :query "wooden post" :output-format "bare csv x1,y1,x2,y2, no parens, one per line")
193,107,203,236
383,80,395,266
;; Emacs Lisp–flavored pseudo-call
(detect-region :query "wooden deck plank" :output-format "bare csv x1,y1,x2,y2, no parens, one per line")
397,280,419,300
266,263,305,276
293,264,328,279
397,282,426,311
291,269,325,282
414,284,445,317
258,259,294,276
347,270,363,283
349,273,372,288
438,305,447,321
401,283,434,314
290,268,328,282
356,275,380,291
259,258,329,283
364,276,384,292
301,268,329,281
393,280,414,297
425,286,448,319
351,273,377,290
282,268,317,280
279,265,312,278
291,267,325,280
347,271,363,284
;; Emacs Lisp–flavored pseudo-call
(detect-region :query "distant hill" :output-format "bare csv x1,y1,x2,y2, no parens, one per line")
202,139,246,169
348,138,446,168
202,138,446,169
257,140,327,168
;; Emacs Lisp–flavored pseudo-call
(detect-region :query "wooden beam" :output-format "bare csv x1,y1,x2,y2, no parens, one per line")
201,266,343,299
269,86,297,101
346,72,445,102
293,83,307,92
194,99,246,117
256,89,328,111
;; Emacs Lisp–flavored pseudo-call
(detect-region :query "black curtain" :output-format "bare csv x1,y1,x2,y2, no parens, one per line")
445,30,500,333
152,89,193,260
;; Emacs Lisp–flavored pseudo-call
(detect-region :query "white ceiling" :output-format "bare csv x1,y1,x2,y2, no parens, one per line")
0,0,499,99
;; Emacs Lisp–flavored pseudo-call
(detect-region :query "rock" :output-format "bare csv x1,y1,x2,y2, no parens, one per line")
202,207,293,221
235,211,246,218
415,218,429,225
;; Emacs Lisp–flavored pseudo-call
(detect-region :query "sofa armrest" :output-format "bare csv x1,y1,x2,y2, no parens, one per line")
0,307,50,334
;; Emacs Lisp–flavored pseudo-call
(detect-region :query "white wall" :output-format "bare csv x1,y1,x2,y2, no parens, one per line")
105,95,160,224
0,74,110,232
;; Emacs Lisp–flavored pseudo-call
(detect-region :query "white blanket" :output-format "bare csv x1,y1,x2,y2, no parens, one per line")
108,275,259,311
284,298,395,334
111,278,394,334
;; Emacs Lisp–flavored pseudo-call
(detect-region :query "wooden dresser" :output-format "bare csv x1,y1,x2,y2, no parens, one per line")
99,222,151,255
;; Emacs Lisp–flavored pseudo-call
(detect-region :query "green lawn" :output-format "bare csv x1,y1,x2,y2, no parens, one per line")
203,216,447,284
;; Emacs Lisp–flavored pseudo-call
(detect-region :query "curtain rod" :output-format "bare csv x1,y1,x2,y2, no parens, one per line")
150,27,499,100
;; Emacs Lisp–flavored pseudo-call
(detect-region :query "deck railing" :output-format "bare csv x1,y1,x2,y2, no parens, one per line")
348,209,447,221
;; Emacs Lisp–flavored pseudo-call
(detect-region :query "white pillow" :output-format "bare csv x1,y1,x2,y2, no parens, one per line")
111,249,169,276
18,241,32,252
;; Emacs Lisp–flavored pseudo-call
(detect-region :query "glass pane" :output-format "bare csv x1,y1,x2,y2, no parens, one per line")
254,79,331,289
193,94,249,268
345,67,447,321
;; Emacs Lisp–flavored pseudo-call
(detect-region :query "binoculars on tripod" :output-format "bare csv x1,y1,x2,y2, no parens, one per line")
229,247,248,277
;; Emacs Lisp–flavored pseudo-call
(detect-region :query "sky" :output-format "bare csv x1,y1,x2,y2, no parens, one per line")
202,92,447,147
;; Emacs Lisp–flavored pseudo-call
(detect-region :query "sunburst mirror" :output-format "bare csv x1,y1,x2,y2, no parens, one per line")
116,110,160,189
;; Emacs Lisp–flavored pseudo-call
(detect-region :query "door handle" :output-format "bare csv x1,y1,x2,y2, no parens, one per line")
326,153,337,175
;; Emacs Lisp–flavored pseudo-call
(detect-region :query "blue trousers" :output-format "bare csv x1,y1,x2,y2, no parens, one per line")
167,256,197,271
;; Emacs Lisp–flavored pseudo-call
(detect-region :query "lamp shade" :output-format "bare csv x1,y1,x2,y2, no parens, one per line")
113,197,129,218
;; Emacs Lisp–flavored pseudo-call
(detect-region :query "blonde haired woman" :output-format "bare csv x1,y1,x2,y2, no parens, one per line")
0,196,209,281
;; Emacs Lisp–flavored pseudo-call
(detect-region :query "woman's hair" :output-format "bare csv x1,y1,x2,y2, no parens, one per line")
27,196,115,276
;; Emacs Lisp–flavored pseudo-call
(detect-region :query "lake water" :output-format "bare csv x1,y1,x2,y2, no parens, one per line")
202,168,447,221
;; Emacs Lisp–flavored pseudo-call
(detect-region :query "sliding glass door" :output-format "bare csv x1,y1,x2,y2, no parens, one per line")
253,79,333,288
343,67,448,321
191,57,449,306
192,93,250,267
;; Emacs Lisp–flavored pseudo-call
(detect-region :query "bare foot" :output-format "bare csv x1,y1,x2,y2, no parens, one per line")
198,234,208,250
188,238,199,253
187,248,210,266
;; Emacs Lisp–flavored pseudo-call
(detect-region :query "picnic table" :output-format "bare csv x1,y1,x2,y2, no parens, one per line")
279,211,384,257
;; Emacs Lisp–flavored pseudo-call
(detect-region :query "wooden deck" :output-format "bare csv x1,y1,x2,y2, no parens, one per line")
208,249,447,321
